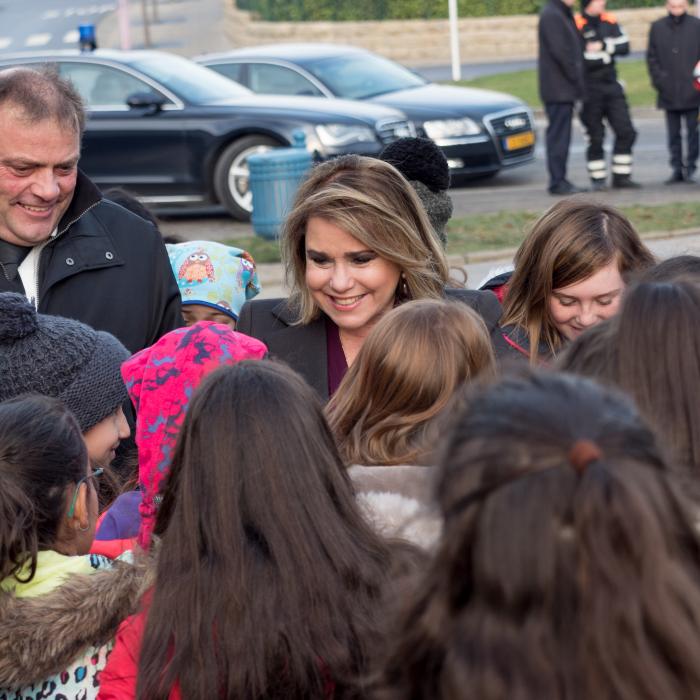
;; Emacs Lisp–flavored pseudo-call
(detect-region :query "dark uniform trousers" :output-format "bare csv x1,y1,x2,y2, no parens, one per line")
666,108,699,176
579,81,637,173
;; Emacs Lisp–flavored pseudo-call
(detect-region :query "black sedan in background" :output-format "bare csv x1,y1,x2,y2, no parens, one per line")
197,44,536,182
0,50,415,219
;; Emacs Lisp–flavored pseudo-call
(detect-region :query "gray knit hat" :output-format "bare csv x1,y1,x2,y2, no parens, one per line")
0,292,129,431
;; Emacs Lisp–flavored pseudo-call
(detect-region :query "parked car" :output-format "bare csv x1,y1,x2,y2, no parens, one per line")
0,50,415,219
196,44,536,182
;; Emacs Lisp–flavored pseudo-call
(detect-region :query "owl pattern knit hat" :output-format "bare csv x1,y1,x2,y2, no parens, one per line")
0,292,130,431
379,137,453,247
167,240,261,322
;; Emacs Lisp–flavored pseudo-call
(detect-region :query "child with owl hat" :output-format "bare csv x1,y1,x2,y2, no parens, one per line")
166,240,262,329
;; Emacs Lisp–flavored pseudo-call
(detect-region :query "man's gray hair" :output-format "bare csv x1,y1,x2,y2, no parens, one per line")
0,64,85,136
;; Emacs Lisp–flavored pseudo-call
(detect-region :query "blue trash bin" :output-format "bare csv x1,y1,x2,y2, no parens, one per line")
248,131,312,240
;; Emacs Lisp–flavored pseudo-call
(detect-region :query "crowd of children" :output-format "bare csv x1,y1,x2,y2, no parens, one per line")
2,148,700,699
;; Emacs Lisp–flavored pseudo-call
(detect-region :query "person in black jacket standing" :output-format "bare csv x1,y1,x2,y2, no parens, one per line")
647,0,700,184
0,65,182,353
539,0,587,195
576,0,640,190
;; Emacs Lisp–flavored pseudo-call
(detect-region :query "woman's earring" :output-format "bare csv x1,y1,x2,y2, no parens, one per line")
401,273,409,299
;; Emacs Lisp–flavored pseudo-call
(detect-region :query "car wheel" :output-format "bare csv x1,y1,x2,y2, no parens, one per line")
213,135,280,221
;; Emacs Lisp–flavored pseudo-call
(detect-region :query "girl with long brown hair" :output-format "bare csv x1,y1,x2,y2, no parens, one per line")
373,371,700,700
98,360,420,700
498,199,654,363
326,300,494,547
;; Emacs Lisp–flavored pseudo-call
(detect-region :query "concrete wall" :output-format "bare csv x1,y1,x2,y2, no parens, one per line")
224,4,665,66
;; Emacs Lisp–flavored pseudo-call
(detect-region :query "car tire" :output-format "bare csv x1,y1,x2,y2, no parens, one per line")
213,135,280,221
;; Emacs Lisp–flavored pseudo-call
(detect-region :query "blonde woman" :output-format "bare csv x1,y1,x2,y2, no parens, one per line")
237,155,506,400
326,299,495,548
497,199,654,363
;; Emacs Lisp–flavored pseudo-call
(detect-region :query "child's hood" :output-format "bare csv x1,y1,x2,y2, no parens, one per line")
121,322,267,549
167,240,261,320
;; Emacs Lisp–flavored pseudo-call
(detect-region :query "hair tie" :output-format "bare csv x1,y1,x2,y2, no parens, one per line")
568,439,602,474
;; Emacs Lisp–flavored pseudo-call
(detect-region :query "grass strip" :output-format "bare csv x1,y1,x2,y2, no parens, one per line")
223,200,700,263
450,58,656,109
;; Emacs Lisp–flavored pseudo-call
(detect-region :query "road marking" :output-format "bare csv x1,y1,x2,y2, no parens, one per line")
40,4,116,20
0,37,12,50
64,30,80,44
25,33,52,47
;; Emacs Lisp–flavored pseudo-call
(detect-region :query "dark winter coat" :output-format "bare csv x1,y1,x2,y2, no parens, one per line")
538,0,586,103
237,288,507,401
647,13,700,110
0,171,182,354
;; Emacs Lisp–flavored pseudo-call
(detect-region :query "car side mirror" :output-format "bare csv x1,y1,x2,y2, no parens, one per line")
126,91,167,112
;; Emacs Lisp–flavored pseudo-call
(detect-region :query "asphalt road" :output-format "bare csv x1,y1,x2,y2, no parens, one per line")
156,112,697,244
0,0,115,52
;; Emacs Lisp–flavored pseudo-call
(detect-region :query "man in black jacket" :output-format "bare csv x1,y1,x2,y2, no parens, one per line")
0,65,182,353
647,0,700,183
539,0,587,195
576,0,640,190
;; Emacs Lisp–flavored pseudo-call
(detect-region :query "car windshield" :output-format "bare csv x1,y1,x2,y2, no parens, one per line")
129,53,252,104
304,53,426,99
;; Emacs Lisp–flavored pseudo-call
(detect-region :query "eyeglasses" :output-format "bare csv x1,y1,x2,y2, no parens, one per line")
67,468,104,519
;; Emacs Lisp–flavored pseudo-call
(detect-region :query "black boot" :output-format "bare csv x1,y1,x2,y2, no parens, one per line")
665,171,685,184
612,174,641,189
590,179,608,192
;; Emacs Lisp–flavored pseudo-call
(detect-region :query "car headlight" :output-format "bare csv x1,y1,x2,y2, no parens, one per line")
315,124,377,147
423,118,481,139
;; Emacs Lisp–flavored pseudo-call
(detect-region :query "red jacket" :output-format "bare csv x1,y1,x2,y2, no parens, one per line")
98,593,336,699
97,594,181,700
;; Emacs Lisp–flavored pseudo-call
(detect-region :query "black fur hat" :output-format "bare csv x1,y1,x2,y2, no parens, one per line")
379,137,453,246
380,136,450,192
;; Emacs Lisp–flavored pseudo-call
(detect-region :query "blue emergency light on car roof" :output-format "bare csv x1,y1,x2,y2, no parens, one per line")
78,24,97,52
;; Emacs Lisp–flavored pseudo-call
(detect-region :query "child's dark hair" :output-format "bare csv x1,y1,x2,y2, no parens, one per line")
374,371,700,700
638,254,700,284
0,394,87,582
137,359,420,699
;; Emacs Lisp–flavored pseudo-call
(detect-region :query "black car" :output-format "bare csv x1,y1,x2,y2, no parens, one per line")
196,44,536,181
0,50,415,220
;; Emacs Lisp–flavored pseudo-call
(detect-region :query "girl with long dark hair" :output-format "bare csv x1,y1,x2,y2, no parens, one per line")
98,360,420,699
374,372,700,700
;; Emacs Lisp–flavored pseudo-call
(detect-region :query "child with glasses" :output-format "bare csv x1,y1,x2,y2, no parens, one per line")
0,395,143,699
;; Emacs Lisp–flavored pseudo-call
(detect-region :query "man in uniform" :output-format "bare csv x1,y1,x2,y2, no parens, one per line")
576,0,640,190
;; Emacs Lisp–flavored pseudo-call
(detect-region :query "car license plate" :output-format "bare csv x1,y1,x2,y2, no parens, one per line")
504,131,534,151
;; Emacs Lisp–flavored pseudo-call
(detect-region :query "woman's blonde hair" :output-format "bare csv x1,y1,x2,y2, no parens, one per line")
501,199,655,363
326,299,495,466
281,155,451,324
